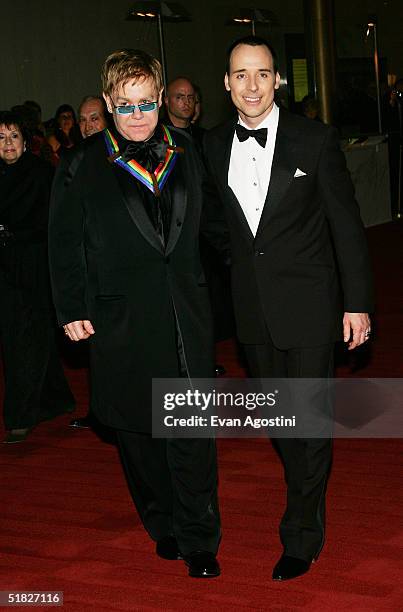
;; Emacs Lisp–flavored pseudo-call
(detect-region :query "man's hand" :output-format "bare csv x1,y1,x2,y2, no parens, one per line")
343,312,371,350
63,320,95,342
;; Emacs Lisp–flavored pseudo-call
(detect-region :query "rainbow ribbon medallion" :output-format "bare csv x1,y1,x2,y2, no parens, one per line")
103,125,181,196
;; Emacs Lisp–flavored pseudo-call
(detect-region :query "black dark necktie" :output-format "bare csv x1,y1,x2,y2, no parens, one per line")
235,124,267,148
121,135,168,171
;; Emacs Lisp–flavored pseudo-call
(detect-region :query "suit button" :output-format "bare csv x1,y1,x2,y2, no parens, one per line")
176,219,182,227
254,250,265,256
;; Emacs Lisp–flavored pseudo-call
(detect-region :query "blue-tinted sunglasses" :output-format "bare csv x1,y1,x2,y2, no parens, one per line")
113,101,158,115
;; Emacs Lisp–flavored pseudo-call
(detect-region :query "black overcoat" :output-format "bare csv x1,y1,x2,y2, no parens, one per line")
0,152,74,429
49,128,214,432
0,152,53,305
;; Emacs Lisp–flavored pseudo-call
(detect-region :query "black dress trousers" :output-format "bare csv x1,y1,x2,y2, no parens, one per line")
243,336,334,562
117,431,221,555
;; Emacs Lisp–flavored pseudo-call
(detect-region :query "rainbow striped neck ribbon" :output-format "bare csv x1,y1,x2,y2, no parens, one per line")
103,125,183,197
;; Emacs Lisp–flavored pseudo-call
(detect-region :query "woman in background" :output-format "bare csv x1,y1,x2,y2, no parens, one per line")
47,104,81,163
0,111,75,443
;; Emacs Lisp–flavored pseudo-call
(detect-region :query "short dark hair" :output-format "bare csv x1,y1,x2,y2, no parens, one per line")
0,110,29,141
10,104,39,133
226,35,279,75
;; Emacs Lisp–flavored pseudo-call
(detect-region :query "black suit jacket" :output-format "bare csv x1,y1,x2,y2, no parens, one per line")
203,109,374,349
49,128,214,432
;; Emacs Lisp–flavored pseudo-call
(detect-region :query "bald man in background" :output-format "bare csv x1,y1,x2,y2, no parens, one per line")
164,78,204,148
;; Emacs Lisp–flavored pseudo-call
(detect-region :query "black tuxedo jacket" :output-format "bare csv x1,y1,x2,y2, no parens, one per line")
49,127,214,432
203,109,374,349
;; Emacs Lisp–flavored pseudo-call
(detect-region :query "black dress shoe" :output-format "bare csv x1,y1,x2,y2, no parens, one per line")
184,551,220,578
156,536,182,560
272,555,311,581
215,364,226,376
69,416,92,429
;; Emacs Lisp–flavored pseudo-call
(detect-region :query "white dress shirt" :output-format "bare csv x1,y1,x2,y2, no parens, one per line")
228,103,279,236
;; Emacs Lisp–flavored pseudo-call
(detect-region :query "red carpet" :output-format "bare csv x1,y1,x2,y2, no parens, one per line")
1,222,403,611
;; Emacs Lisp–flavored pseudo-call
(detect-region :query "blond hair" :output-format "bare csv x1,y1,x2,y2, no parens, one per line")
101,49,163,97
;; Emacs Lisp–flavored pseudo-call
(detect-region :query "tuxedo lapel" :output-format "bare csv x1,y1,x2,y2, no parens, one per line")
112,164,165,254
107,135,188,257
165,157,187,256
257,111,298,234
214,120,255,241
226,185,255,241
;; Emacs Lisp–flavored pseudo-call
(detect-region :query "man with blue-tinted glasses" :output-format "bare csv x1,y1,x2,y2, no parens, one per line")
49,49,221,578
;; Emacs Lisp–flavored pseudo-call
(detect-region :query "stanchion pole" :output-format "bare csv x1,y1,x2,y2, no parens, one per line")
157,12,168,92
373,23,382,135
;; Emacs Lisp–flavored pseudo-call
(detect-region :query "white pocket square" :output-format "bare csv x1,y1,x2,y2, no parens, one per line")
294,168,307,177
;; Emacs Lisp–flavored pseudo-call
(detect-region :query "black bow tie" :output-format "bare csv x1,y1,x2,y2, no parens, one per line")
235,124,267,148
121,135,168,170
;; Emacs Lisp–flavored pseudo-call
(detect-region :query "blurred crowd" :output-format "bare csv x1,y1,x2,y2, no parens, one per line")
8,97,108,166
6,77,204,168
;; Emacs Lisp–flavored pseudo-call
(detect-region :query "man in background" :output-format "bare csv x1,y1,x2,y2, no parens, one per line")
164,77,204,147
78,95,108,139
164,78,195,129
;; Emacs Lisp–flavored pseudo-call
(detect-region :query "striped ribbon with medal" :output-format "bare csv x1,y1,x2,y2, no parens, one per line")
103,125,182,197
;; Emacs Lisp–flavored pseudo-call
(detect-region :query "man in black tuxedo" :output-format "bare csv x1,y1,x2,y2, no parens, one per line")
49,49,220,578
203,36,373,581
